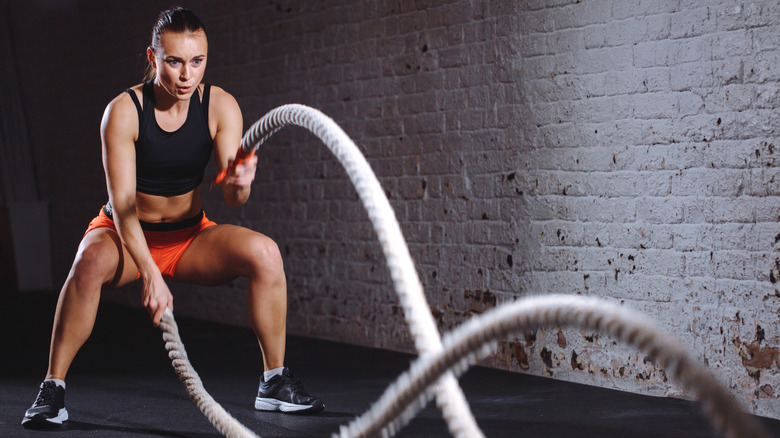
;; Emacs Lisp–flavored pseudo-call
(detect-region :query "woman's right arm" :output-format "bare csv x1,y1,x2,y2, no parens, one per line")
100,92,173,326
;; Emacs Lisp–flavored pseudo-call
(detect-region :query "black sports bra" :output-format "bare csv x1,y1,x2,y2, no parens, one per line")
125,82,213,196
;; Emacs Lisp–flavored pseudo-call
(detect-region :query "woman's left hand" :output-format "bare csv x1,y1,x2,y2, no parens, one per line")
224,151,258,188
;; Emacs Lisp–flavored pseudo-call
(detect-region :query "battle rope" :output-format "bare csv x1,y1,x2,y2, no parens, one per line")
240,104,484,437
160,308,259,438
334,295,770,438
159,296,770,438
158,104,769,438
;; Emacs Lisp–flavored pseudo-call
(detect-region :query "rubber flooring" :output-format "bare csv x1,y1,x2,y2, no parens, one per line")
2,291,778,438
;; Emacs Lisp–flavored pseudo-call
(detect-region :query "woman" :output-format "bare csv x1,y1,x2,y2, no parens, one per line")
22,7,322,427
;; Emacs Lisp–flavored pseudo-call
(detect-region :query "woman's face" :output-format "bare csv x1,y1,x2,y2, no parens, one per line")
148,30,208,101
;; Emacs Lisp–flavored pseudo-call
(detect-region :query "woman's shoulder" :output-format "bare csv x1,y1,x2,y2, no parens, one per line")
101,84,144,132
205,84,236,104
106,84,144,111
205,84,241,118
125,83,144,99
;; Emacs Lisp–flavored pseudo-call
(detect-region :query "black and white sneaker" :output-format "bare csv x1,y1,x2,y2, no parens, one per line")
255,368,324,414
22,380,68,427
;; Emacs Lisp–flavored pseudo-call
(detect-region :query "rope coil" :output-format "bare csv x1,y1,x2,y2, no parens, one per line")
242,104,484,438
160,308,259,438
334,295,770,438
156,104,769,438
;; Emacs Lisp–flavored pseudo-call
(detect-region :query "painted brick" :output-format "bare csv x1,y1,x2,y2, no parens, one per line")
670,6,714,39
611,0,680,20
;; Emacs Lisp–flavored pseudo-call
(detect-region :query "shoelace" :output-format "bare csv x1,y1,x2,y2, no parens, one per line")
281,374,308,396
35,385,59,406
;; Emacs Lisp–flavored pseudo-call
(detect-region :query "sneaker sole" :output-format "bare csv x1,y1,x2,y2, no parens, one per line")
22,408,69,427
254,397,323,414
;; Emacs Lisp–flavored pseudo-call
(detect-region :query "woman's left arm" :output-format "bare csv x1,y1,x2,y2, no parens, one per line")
211,85,257,206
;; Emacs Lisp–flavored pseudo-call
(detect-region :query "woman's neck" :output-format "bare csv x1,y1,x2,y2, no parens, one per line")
152,81,192,113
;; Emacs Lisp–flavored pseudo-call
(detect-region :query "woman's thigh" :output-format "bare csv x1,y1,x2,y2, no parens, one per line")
173,224,282,286
76,228,139,288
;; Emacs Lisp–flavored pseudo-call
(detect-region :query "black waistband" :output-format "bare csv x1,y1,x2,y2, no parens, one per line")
103,203,204,232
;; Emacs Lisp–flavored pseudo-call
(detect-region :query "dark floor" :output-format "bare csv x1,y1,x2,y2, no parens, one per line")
2,291,778,438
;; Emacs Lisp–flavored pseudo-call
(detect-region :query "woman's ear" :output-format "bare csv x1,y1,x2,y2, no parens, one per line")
147,46,157,69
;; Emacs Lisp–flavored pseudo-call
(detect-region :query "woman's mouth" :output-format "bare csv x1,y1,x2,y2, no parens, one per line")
177,85,191,94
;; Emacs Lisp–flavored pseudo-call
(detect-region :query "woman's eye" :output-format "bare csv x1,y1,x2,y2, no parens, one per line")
166,59,180,66
192,59,203,66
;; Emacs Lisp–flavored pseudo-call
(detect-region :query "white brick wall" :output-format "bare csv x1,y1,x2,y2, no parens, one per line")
206,0,778,418
505,0,779,418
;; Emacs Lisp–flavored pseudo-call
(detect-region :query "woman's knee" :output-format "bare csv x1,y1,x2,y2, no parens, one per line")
245,235,284,281
70,232,122,286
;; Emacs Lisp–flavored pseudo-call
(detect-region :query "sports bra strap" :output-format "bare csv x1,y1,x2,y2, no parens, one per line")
200,84,211,122
125,88,142,114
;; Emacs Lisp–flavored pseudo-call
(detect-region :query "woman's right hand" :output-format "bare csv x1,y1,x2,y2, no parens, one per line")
141,270,173,326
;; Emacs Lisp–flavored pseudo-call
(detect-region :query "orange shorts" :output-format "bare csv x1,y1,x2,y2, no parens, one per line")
85,206,217,279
